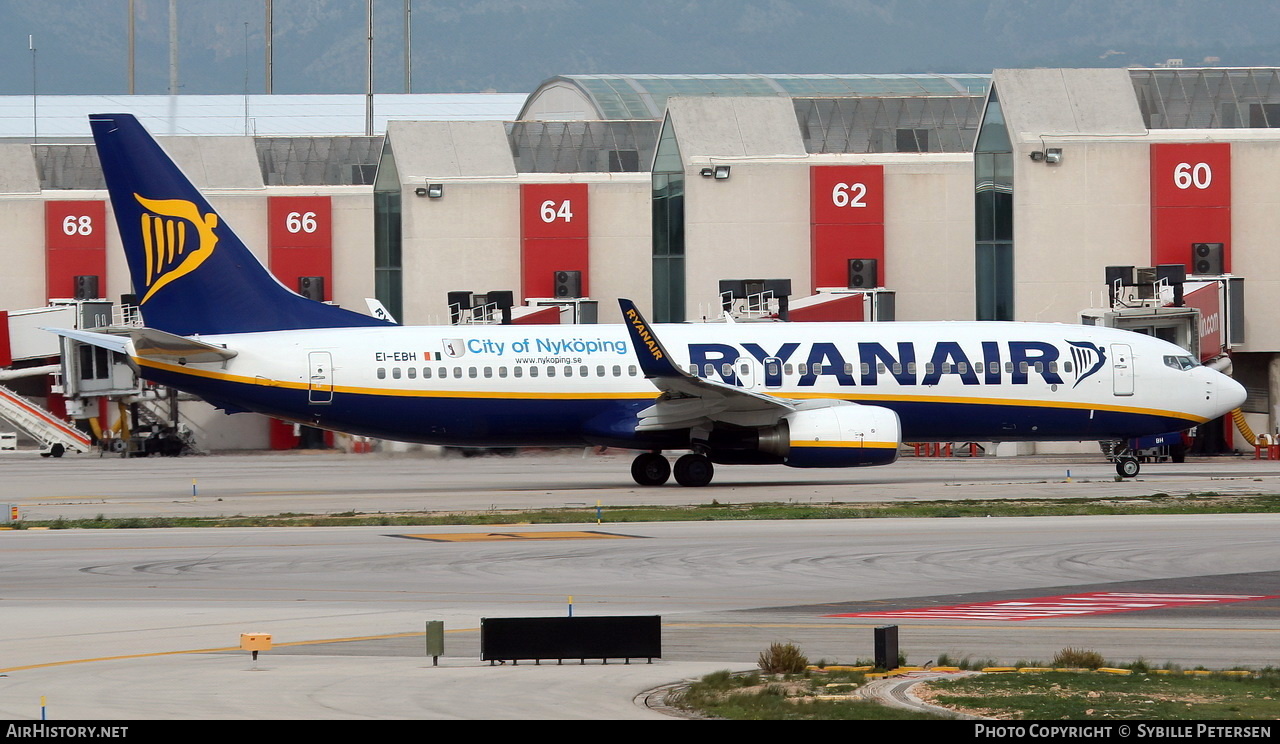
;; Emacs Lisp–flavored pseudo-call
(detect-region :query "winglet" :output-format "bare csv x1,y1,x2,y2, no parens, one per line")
619,299,684,379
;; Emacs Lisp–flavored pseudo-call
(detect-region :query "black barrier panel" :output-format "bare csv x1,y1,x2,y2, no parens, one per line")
874,625,899,670
481,616,661,662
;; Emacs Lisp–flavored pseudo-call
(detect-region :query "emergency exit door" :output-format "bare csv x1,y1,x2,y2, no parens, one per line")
308,351,333,404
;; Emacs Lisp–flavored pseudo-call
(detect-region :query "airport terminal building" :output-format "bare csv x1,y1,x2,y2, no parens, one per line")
0,68,1276,454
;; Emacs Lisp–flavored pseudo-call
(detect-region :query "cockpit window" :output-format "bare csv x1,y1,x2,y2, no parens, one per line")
1163,355,1197,371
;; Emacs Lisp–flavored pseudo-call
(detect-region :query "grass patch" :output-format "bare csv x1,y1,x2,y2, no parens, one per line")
671,669,947,720
925,670,1280,720
13,492,1280,529
673,663,1280,720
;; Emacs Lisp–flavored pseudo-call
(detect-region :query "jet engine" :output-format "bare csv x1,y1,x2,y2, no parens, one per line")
780,402,901,468
702,401,901,468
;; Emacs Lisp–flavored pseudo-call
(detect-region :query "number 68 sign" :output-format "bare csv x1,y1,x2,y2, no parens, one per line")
46,201,106,250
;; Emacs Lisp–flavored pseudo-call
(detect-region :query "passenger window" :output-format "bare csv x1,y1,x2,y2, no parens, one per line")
498,367,508,378
453,367,462,378
908,362,917,375
407,367,417,379
468,367,478,378
580,366,589,377
1063,361,1073,374
891,363,902,375
957,362,967,374
628,365,638,376
845,363,854,375
612,365,621,377
377,368,386,379
989,361,999,375
483,367,493,378
784,364,794,375
392,368,402,379
1005,362,1014,373
721,363,733,377
861,363,870,376
689,364,699,375
514,366,523,378
529,366,538,378
1019,362,1029,373
703,364,714,377
423,367,433,379
597,365,606,377
925,363,936,375
564,366,573,377
547,366,556,378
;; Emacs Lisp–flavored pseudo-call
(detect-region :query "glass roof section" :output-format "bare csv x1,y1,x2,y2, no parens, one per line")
541,74,990,120
1131,68,1280,128
507,121,659,173
35,136,387,189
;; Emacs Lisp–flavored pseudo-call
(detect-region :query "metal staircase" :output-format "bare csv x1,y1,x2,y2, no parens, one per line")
0,383,93,455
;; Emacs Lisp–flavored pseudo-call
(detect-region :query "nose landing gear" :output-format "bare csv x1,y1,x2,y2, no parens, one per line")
1116,456,1140,478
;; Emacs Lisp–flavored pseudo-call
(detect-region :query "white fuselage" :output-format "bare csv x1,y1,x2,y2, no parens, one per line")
133,320,1244,450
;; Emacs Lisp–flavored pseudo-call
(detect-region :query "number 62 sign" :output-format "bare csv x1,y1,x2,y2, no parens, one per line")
811,165,884,224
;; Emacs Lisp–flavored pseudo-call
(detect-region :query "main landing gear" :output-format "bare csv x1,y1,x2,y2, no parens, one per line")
630,451,715,487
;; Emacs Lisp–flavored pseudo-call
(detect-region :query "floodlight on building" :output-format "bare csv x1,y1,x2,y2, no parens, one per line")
713,165,731,179
1044,148,1063,164
427,183,444,198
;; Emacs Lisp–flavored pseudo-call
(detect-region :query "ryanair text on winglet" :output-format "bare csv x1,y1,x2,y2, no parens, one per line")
626,308,664,361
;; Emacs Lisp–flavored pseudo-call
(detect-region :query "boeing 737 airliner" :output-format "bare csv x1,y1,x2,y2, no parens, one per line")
52,114,1247,487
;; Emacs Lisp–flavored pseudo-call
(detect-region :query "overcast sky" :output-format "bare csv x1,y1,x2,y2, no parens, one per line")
3,0,1279,96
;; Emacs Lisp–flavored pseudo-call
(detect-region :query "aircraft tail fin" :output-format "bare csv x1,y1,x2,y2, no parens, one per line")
89,113,391,336
619,299,685,379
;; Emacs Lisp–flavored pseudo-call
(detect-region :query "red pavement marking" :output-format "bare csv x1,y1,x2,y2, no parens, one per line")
825,592,1279,621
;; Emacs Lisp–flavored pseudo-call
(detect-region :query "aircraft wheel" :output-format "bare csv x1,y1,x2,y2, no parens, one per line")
631,453,670,486
1116,457,1140,478
673,453,714,487
51,443,66,458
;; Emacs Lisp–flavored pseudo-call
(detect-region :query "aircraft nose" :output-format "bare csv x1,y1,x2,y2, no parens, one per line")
1214,371,1247,414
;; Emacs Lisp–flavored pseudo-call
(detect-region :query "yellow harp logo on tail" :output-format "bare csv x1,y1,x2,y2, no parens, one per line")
134,194,219,304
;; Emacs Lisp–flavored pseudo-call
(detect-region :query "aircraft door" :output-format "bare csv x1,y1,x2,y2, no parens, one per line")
1110,343,1134,396
308,351,334,404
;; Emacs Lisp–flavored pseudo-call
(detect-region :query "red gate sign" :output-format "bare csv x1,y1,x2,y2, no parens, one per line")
825,592,1275,621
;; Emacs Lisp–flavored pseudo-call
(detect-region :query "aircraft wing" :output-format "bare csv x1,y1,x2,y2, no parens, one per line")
619,299,794,431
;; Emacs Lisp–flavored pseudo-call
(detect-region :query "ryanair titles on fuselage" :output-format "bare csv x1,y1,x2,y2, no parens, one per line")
686,339,1105,388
